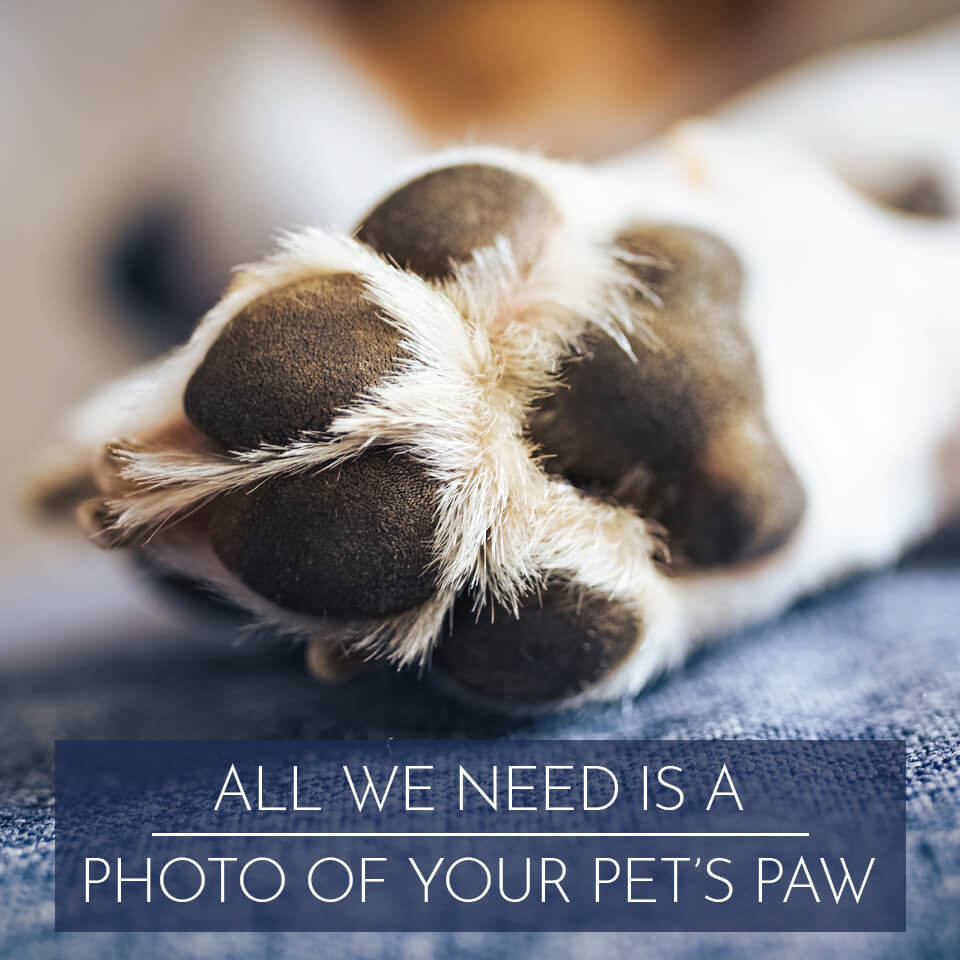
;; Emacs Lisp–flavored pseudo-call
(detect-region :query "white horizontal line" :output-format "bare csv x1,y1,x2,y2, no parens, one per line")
151,831,810,839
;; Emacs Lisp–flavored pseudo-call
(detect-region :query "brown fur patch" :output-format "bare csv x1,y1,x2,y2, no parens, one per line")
530,224,805,568
30,469,98,518
184,273,402,450
356,164,559,280
209,451,439,619
435,582,640,705
879,172,954,219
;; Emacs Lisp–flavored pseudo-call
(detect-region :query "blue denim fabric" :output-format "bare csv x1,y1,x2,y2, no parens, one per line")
1,532,958,958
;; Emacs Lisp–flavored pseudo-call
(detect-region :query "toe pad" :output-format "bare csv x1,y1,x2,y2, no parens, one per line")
210,451,439,619
436,583,640,706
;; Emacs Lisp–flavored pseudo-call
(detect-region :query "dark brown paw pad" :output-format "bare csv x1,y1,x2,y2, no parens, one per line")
210,451,439,620
356,163,560,280
184,272,404,451
530,224,806,569
434,582,641,707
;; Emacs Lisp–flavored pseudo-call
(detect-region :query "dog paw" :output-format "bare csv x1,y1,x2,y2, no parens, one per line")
35,147,805,708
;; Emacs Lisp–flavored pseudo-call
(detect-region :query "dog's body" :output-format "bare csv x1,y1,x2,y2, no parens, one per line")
598,130,960,698
37,22,960,708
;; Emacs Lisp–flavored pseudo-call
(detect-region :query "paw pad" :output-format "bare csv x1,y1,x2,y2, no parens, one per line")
210,453,439,620
436,584,640,706
357,163,559,279
184,273,402,450
530,225,805,568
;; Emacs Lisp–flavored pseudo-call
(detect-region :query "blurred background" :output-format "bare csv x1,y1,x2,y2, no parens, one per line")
2,0,960,637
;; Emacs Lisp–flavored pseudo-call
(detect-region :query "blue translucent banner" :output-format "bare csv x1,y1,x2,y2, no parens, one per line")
55,739,904,932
